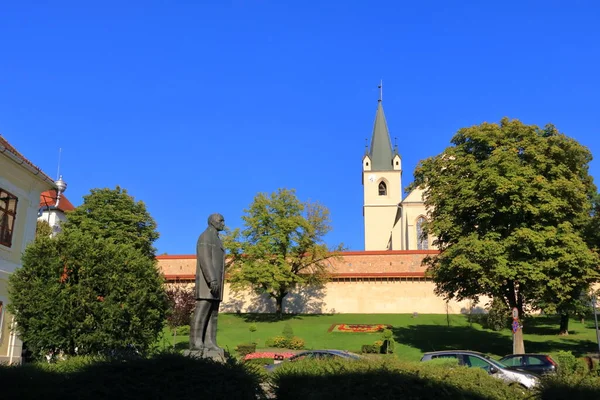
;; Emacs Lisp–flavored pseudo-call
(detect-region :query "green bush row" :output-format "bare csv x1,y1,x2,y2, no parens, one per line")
0,352,262,399
264,335,305,350
172,325,190,336
270,357,528,400
245,357,274,366
235,343,257,356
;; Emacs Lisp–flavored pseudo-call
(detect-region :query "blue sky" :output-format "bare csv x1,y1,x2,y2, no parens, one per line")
2,1,599,254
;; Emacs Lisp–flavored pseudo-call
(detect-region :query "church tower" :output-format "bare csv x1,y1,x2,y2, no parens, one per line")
362,87,402,250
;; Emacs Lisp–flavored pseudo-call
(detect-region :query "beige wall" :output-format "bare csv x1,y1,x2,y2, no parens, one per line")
216,280,490,315
0,153,54,364
159,252,491,315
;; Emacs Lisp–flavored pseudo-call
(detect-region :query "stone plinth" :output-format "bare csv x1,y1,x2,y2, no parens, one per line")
183,348,226,363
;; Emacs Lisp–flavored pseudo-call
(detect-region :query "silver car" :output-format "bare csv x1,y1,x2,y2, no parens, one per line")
420,350,539,389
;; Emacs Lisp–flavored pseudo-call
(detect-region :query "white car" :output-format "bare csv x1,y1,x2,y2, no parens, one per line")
420,350,540,389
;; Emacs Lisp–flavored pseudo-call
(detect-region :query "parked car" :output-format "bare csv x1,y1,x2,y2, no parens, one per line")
499,353,557,375
420,350,540,389
265,349,361,372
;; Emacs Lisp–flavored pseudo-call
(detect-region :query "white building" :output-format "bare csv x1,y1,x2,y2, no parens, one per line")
0,135,56,364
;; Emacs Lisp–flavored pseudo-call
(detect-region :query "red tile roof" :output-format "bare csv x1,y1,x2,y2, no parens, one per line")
40,190,76,212
0,135,55,183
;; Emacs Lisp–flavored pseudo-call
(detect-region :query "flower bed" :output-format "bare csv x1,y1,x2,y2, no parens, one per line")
328,323,392,333
243,351,296,361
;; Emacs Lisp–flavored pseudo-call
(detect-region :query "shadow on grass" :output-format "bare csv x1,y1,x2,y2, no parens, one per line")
393,323,599,358
392,325,512,356
231,313,304,323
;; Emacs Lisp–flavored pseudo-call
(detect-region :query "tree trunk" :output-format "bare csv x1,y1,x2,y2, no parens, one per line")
275,295,285,318
559,313,569,335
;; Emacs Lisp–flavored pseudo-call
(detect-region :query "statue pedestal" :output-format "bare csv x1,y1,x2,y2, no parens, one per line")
183,348,225,363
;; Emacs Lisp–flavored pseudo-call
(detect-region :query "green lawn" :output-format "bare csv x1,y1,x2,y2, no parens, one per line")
163,313,600,362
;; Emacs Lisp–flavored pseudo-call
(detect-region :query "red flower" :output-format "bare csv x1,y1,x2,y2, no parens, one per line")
335,324,390,333
244,352,295,361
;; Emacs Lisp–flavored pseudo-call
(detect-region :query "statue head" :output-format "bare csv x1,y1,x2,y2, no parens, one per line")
208,213,225,232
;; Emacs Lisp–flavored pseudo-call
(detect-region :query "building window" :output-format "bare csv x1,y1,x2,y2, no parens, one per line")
0,189,18,247
378,181,387,196
416,216,428,250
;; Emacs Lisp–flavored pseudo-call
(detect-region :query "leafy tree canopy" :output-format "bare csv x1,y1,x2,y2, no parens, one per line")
411,118,599,321
62,186,159,258
224,188,342,315
8,231,168,360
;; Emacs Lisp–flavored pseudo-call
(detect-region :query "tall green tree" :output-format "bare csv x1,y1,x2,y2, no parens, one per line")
9,232,168,359
411,118,599,349
224,188,342,316
9,186,167,360
62,186,159,258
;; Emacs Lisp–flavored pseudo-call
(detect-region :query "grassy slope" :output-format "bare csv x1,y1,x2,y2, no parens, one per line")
164,313,600,362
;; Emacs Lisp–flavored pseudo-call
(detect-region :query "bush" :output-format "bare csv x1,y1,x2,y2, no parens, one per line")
537,372,600,399
287,336,305,350
485,298,510,331
244,357,274,366
235,343,257,357
0,352,263,399
554,350,588,376
381,328,395,354
361,345,379,354
8,232,168,360
271,357,528,400
265,335,305,350
173,325,190,336
165,286,195,333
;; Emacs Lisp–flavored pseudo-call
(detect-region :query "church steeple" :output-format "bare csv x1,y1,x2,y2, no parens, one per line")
368,88,395,171
362,83,403,251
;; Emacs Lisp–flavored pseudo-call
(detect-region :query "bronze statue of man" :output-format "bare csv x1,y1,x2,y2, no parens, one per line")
190,213,226,354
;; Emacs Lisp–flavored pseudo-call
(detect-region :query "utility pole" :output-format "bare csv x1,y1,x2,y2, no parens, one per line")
593,295,600,356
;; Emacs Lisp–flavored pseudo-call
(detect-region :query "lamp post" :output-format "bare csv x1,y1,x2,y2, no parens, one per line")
593,295,600,357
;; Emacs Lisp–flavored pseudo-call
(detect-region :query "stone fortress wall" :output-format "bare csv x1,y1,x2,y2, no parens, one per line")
158,250,490,315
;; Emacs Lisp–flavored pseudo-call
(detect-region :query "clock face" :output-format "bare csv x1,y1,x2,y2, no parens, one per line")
368,174,376,182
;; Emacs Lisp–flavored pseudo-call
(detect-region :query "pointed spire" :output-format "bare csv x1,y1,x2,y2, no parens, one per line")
368,92,394,171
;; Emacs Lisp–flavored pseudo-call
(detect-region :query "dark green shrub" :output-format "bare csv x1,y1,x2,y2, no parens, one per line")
554,350,588,376
248,323,257,343
485,298,510,331
537,372,600,399
9,232,168,360
271,357,527,400
245,357,274,366
174,325,190,336
381,328,395,354
361,345,379,354
264,335,305,349
235,343,257,356
0,352,263,399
